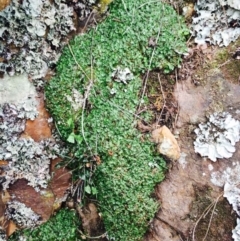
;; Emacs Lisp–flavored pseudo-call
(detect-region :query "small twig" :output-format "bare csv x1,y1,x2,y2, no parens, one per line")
203,194,222,241
137,16,162,113
71,179,83,197
52,170,73,181
187,32,194,45
81,80,94,156
78,229,107,239
192,202,215,241
68,43,91,81
68,41,94,156
138,0,161,9
54,121,63,137
81,9,97,33
219,59,231,68
174,69,180,129
59,157,75,170
156,73,166,125
121,0,127,12
192,192,223,241
136,106,149,115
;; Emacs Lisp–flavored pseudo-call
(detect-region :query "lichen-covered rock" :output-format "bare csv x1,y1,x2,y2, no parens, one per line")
24,93,52,141
0,103,60,191
152,126,180,160
1,138,59,190
211,162,240,241
0,0,76,79
218,0,240,10
0,74,37,109
191,0,240,46
211,163,240,215
194,112,240,161
5,201,41,228
8,179,55,223
232,218,240,241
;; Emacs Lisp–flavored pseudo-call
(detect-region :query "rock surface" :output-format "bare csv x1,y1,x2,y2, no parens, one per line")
24,93,52,141
0,74,71,236
145,68,240,241
8,179,55,223
0,74,36,105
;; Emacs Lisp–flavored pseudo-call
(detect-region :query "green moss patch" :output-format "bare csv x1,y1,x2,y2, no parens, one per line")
9,209,81,241
45,0,189,240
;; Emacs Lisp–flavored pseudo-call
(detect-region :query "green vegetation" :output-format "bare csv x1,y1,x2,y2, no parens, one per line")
9,209,81,241
45,0,189,240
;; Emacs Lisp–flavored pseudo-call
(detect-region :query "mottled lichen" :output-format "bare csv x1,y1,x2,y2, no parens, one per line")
0,0,76,79
5,201,41,228
194,112,240,161
0,103,60,191
191,0,240,46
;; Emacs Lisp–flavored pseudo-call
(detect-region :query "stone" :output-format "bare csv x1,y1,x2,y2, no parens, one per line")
24,93,52,141
8,179,55,223
152,126,180,160
174,70,240,129
145,219,181,241
0,74,36,105
0,0,10,11
146,68,240,241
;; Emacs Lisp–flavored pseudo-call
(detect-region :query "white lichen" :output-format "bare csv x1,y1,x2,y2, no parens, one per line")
1,138,59,191
0,0,76,79
194,112,240,161
191,0,240,46
218,0,240,10
0,103,60,191
5,201,41,228
65,88,84,111
211,163,240,214
233,218,240,241
211,163,240,241
111,67,134,84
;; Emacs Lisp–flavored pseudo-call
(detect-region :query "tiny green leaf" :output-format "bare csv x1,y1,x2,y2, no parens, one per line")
91,187,98,195
67,133,75,143
85,185,91,194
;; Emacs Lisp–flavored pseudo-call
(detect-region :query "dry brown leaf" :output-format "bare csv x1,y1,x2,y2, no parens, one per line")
6,221,17,237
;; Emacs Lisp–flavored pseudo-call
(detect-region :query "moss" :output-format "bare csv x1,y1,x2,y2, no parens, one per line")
9,209,81,241
196,37,240,85
45,0,189,240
